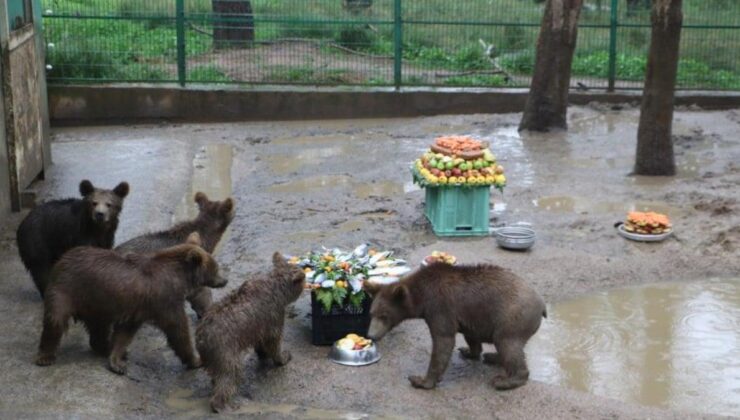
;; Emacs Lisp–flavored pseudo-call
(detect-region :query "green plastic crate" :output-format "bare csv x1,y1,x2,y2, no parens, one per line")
424,186,490,236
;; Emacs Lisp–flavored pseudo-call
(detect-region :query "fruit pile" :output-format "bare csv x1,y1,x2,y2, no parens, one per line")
289,244,410,312
412,136,506,191
336,333,373,351
623,212,672,235
423,251,457,266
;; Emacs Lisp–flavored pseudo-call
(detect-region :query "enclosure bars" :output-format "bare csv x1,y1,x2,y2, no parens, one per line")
607,0,618,91
176,0,186,87
393,0,402,90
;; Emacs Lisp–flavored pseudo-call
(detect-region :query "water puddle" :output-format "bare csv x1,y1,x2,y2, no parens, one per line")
527,279,740,417
268,175,352,194
532,196,680,216
166,388,387,419
354,181,404,199
482,126,536,187
175,144,233,254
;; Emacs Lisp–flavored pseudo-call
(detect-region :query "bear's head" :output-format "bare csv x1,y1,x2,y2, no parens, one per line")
363,281,414,341
79,180,129,226
193,192,235,243
271,252,305,302
183,232,228,289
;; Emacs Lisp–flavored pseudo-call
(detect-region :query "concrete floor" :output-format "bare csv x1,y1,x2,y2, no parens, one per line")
1,105,738,419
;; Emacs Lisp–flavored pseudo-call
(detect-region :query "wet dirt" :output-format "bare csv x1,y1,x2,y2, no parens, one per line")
532,195,682,217
1,106,739,419
527,279,740,417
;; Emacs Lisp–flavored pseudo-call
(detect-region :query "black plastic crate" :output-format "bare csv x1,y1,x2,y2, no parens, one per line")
310,292,372,346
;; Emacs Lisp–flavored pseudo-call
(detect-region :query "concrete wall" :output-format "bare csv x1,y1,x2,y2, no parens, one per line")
48,85,740,125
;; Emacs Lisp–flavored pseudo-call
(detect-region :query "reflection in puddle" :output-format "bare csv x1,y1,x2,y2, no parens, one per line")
354,181,404,199
527,279,740,416
166,388,385,419
268,175,352,194
532,196,680,216
175,144,233,254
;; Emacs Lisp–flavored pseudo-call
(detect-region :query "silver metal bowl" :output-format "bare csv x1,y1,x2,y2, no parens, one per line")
493,226,536,250
328,342,381,366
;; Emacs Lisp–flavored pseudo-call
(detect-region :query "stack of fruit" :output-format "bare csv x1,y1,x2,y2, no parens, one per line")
623,212,672,235
412,135,506,191
336,333,373,351
288,244,410,312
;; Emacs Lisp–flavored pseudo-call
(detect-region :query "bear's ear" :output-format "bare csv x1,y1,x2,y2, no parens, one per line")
220,198,235,216
186,248,203,266
272,252,286,267
79,180,94,197
363,281,382,297
392,284,409,305
194,192,209,210
186,232,202,247
113,182,130,199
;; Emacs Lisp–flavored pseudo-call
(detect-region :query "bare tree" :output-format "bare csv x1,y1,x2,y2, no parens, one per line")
212,0,254,49
519,0,584,132
634,0,683,176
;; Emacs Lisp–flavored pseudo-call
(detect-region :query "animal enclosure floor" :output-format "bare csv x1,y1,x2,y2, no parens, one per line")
1,105,739,419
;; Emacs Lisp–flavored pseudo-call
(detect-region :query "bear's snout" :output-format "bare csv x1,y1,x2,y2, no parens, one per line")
94,211,106,222
367,318,388,341
211,275,228,288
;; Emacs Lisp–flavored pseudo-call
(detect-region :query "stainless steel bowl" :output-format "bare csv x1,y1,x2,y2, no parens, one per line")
493,226,536,250
328,342,381,366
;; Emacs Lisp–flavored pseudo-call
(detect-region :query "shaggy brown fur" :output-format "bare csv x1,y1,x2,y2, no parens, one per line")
196,253,305,413
17,180,129,298
35,233,228,375
116,192,235,318
364,263,546,391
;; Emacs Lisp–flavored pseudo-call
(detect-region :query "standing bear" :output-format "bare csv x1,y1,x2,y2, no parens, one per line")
116,192,235,318
363,262,546,390
35,232,228,374
17,179,129,298
196,252,305,413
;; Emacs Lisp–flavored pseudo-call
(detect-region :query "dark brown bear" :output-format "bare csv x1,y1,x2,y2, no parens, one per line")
116,192,235,318
363,263,546,391
17,179,129,298
35,232,228,375
196,252,305,413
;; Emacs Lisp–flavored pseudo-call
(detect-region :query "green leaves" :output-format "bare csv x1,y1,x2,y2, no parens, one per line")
316,289,335,313
332,286,348,307
349,290,366,309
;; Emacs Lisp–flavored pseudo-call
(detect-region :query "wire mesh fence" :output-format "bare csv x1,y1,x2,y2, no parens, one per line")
41,0,740,90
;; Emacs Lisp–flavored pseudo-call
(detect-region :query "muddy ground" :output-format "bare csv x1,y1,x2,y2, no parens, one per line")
1,105,738,419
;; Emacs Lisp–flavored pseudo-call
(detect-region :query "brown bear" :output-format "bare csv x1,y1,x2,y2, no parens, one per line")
116,192,235,318
35,232,228,375
195,252,305,413
17,179,129,298
363,262,546,391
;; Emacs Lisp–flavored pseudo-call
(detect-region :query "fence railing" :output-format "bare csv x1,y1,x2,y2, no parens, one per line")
41,0,740,90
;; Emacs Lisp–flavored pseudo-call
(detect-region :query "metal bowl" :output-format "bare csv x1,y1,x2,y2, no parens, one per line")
328,342,381,367
493,226,536,250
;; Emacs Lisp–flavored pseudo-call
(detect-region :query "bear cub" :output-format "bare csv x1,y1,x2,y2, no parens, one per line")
196,253,305,413
116,192,234,318
364,262,546,391
17,179,129,297
35,232,227,375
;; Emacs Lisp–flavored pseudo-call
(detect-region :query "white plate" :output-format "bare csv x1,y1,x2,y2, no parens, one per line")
616,223,672,242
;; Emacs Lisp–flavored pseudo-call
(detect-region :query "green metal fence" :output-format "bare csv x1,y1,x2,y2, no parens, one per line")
41,0,740,90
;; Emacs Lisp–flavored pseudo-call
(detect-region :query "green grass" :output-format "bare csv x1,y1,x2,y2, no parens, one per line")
42,0,740,89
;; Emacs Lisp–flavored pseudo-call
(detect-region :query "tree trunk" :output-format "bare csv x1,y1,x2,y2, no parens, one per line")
212,0,254,49
519,0,584,132
634,0,682,176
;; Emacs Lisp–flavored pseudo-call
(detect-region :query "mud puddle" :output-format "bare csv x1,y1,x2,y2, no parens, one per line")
527,279,740,417
268,176,414,199
166,388,393,419
175,144,233,253
532,196,681,216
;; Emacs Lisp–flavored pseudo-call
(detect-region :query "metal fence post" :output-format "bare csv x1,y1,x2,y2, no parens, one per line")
607,0,618,91
393,0,402,90
176,0,186,87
